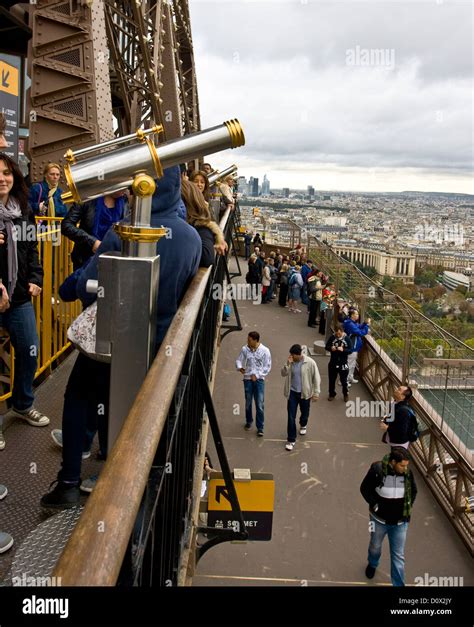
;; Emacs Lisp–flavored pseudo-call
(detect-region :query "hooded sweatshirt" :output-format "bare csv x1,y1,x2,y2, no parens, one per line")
77,166,202,347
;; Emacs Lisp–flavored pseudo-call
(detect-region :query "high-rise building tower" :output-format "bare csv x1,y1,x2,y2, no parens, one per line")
282,187,290,198
261,174,270,195
249,177,259,196
307,185,315,199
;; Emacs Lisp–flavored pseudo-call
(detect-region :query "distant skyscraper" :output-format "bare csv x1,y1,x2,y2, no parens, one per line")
249,177,259,196
261,174,270,195
282,188,290,198
307,185,315,198
237,176,248,195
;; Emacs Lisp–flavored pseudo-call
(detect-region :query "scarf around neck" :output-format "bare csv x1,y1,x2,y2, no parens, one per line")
92,196,125,241
0,196,22,298
382,453,413,518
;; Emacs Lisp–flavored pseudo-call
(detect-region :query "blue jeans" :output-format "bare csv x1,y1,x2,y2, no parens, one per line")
287,390,311,443
58,353,110,484
0,302,39,411
243,379,265,431
301,287,309,306
368,515,408,586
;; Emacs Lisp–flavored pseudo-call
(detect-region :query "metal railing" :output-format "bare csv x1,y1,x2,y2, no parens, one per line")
0,217,81,401
307,235,473,552
53,207,244,585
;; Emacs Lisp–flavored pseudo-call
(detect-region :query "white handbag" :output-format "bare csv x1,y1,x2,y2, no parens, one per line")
67,301,110,362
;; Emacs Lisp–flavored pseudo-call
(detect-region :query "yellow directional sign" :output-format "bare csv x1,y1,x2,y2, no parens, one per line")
0,61,19,97
207,473,275,540
208,478,274,512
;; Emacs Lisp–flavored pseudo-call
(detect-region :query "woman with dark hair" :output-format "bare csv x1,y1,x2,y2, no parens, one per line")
189,170,210,203
181,178,227,266
29,162,67,218
61,191,128,270
0,153,48,450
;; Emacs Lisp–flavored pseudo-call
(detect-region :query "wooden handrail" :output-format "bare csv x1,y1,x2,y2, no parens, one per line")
53,266,211,585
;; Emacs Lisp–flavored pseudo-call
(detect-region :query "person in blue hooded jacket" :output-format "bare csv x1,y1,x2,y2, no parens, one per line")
343,309,371,385
40,166,202,508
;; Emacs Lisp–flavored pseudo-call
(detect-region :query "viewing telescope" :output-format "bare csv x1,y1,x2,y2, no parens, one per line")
208,164,238,186
71,118,245,454
61,120,245,204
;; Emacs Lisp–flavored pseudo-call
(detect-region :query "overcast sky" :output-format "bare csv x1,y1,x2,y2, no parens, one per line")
189,0,473,193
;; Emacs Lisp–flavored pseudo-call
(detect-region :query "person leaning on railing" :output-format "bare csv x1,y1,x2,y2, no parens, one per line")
189,170,210,203
181,178,227,266
61,190,128,271
0,152,49,451
28,162,67,218
40,165,202,508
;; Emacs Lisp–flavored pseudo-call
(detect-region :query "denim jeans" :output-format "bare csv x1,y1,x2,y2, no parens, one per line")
243,379,265,431
368,514,408,586
58,353,110,484
287,390,311,443
0,302,39,411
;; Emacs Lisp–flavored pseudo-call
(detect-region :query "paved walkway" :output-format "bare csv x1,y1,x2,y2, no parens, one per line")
194,268,473,587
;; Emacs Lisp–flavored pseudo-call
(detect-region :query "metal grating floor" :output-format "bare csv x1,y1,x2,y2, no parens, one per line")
0,352,104,584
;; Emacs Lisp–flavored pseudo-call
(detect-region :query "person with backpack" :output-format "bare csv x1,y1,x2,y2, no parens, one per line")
325,325,351,401
278,263,290,307
307,272,322,327
28,162,67,218
380,386,418,449
360,447,417,586
288,265,303,313
300,260,313,306
343,309,370,385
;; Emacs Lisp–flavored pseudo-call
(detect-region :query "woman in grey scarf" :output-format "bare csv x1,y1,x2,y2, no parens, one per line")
0,153,48,452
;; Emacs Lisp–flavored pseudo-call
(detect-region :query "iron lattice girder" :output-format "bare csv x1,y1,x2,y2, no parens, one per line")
28,0,114,182
172,0,200,133
103,0,166,133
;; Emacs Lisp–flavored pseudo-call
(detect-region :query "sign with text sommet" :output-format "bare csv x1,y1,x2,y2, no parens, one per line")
207,473,274,541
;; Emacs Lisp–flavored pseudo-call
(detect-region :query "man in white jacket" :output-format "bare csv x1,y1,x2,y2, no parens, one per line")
281,344,321,450
235,331,272,436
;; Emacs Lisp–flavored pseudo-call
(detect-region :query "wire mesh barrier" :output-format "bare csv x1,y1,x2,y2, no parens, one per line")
307,235,473,552
0,217,81,402
52,208,244,585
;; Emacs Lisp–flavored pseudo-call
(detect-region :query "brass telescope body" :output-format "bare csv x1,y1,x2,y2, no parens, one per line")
62,120,245,205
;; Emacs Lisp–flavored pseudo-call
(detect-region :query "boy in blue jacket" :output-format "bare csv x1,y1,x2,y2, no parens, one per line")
343,309,371,385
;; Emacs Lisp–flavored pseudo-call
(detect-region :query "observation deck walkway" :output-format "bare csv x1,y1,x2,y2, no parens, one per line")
0,258,472,587
194,266,473,587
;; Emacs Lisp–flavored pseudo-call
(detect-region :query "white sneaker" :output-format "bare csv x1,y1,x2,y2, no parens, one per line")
0,484,7,500
351,379,359,384
285,441,295,451
0,431,4,451
300,427,307,435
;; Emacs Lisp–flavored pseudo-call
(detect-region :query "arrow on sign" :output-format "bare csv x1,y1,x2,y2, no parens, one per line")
215,486,232,505
1,70,10,89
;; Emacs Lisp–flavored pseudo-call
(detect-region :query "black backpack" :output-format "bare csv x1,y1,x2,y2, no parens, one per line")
406,407,420,442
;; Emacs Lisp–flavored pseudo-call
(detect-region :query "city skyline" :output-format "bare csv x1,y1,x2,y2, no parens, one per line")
190,1,473,194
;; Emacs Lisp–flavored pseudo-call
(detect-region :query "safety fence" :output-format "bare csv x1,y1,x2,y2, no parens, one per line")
0,217,81,402
307,235,473,553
